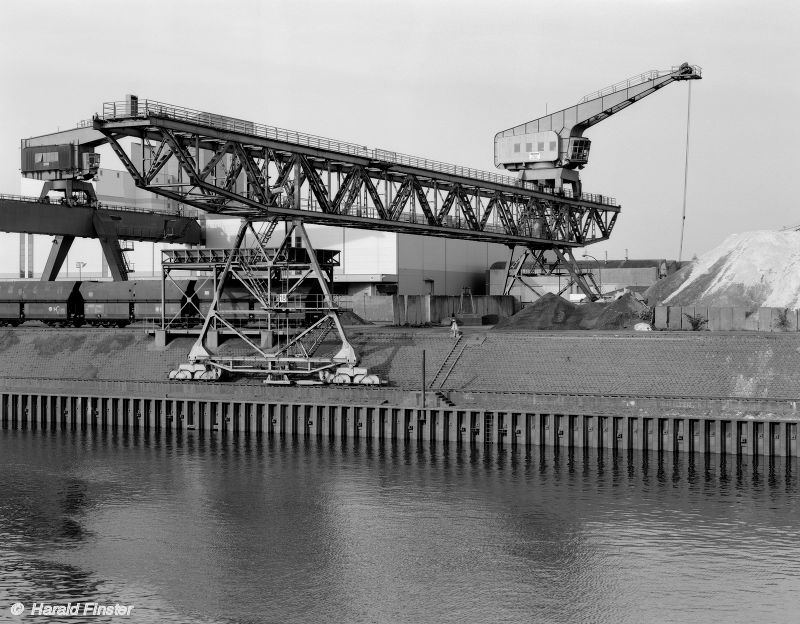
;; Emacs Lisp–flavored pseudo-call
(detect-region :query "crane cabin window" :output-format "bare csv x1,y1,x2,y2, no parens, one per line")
513,143,521,153
35,152,59,165
549,141,557,151
537,142,545,151
525,143,533,152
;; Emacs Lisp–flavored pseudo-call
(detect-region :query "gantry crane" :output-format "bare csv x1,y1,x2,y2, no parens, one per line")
8,65,699,382
495,62,701,197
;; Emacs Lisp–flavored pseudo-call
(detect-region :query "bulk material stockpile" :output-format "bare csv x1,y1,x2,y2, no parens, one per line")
492,292,649,331
646,231,800,312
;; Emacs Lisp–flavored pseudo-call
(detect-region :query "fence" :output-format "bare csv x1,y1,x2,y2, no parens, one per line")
654,306,799,332
393,295,519,326
338,295,518,325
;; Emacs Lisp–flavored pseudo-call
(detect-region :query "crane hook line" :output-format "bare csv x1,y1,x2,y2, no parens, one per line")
678,81,692,262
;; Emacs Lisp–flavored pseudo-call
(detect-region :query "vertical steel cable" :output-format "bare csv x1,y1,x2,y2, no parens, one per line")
678,82,692,262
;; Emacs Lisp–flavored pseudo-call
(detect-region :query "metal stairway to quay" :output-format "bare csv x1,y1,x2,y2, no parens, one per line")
429,336,467,389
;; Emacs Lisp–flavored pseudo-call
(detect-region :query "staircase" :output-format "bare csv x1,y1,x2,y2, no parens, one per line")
255,218,279,251
434,391,456,407
283,316,334,359
236,254,272,309
429,336,466,389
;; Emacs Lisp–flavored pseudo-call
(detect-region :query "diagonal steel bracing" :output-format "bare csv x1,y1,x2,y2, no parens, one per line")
94,98,620,300
93,100,619,251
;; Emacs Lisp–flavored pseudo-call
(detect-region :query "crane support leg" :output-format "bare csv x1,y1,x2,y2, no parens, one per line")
179,216,359,380
97,238,128,281
502,247,544,300
41,235,75,281
92,213,131,281
553,248,601,301
188,219,249,362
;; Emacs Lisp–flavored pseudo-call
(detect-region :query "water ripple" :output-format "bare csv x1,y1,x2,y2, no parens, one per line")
0,429,798,623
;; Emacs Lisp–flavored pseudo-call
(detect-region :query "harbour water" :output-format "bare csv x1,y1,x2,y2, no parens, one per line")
0,428,798,623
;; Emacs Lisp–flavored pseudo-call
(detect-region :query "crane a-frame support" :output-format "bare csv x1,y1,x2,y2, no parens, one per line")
502,246,599,300
182,215,357,380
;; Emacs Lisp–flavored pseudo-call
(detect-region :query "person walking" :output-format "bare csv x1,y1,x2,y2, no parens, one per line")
450,316,460,338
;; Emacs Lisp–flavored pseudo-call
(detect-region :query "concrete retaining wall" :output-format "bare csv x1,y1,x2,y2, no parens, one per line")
393,295,518,325
341,295,394,323
654,306,800,332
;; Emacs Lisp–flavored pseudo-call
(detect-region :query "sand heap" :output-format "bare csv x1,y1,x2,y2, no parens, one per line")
646,230,800,311
493,292,648,331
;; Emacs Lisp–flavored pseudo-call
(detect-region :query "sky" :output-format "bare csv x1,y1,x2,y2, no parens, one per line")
0,0,798,262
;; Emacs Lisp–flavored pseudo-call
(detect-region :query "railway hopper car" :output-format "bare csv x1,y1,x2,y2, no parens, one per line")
194,280,256,322
0,281,83,326
80,281,134,326
0,282,24,325
133,280,192,326
22,282,83,326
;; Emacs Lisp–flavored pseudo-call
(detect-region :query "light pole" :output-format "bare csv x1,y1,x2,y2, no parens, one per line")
75,261,86,281
581,253,602,297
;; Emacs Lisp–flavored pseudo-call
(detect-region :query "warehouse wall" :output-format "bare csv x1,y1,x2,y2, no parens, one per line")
398,235,507,295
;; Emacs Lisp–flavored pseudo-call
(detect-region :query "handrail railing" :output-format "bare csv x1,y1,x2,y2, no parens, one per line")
99,99,617,207
579,64,702,103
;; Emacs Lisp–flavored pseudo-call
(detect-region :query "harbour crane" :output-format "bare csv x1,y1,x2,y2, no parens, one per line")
494,62,701,197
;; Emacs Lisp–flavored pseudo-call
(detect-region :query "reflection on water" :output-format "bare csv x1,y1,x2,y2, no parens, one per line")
0,428,798,624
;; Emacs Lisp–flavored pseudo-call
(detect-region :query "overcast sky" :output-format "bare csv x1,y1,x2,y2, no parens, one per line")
1,0,798,261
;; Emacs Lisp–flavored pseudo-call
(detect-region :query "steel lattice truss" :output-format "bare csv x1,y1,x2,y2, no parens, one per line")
93,100,620,250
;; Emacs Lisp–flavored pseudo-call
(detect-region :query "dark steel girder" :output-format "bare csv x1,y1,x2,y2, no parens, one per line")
98,116,618,210
144,138,174,183
232,143,269,204
94,113,620,248
198,141,233,183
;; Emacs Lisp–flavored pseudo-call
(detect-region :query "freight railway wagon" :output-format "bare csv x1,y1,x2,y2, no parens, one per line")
0,280,323,327
0,280,189,327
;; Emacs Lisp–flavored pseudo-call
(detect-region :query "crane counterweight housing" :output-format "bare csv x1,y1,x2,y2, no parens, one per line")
494,62,701,196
